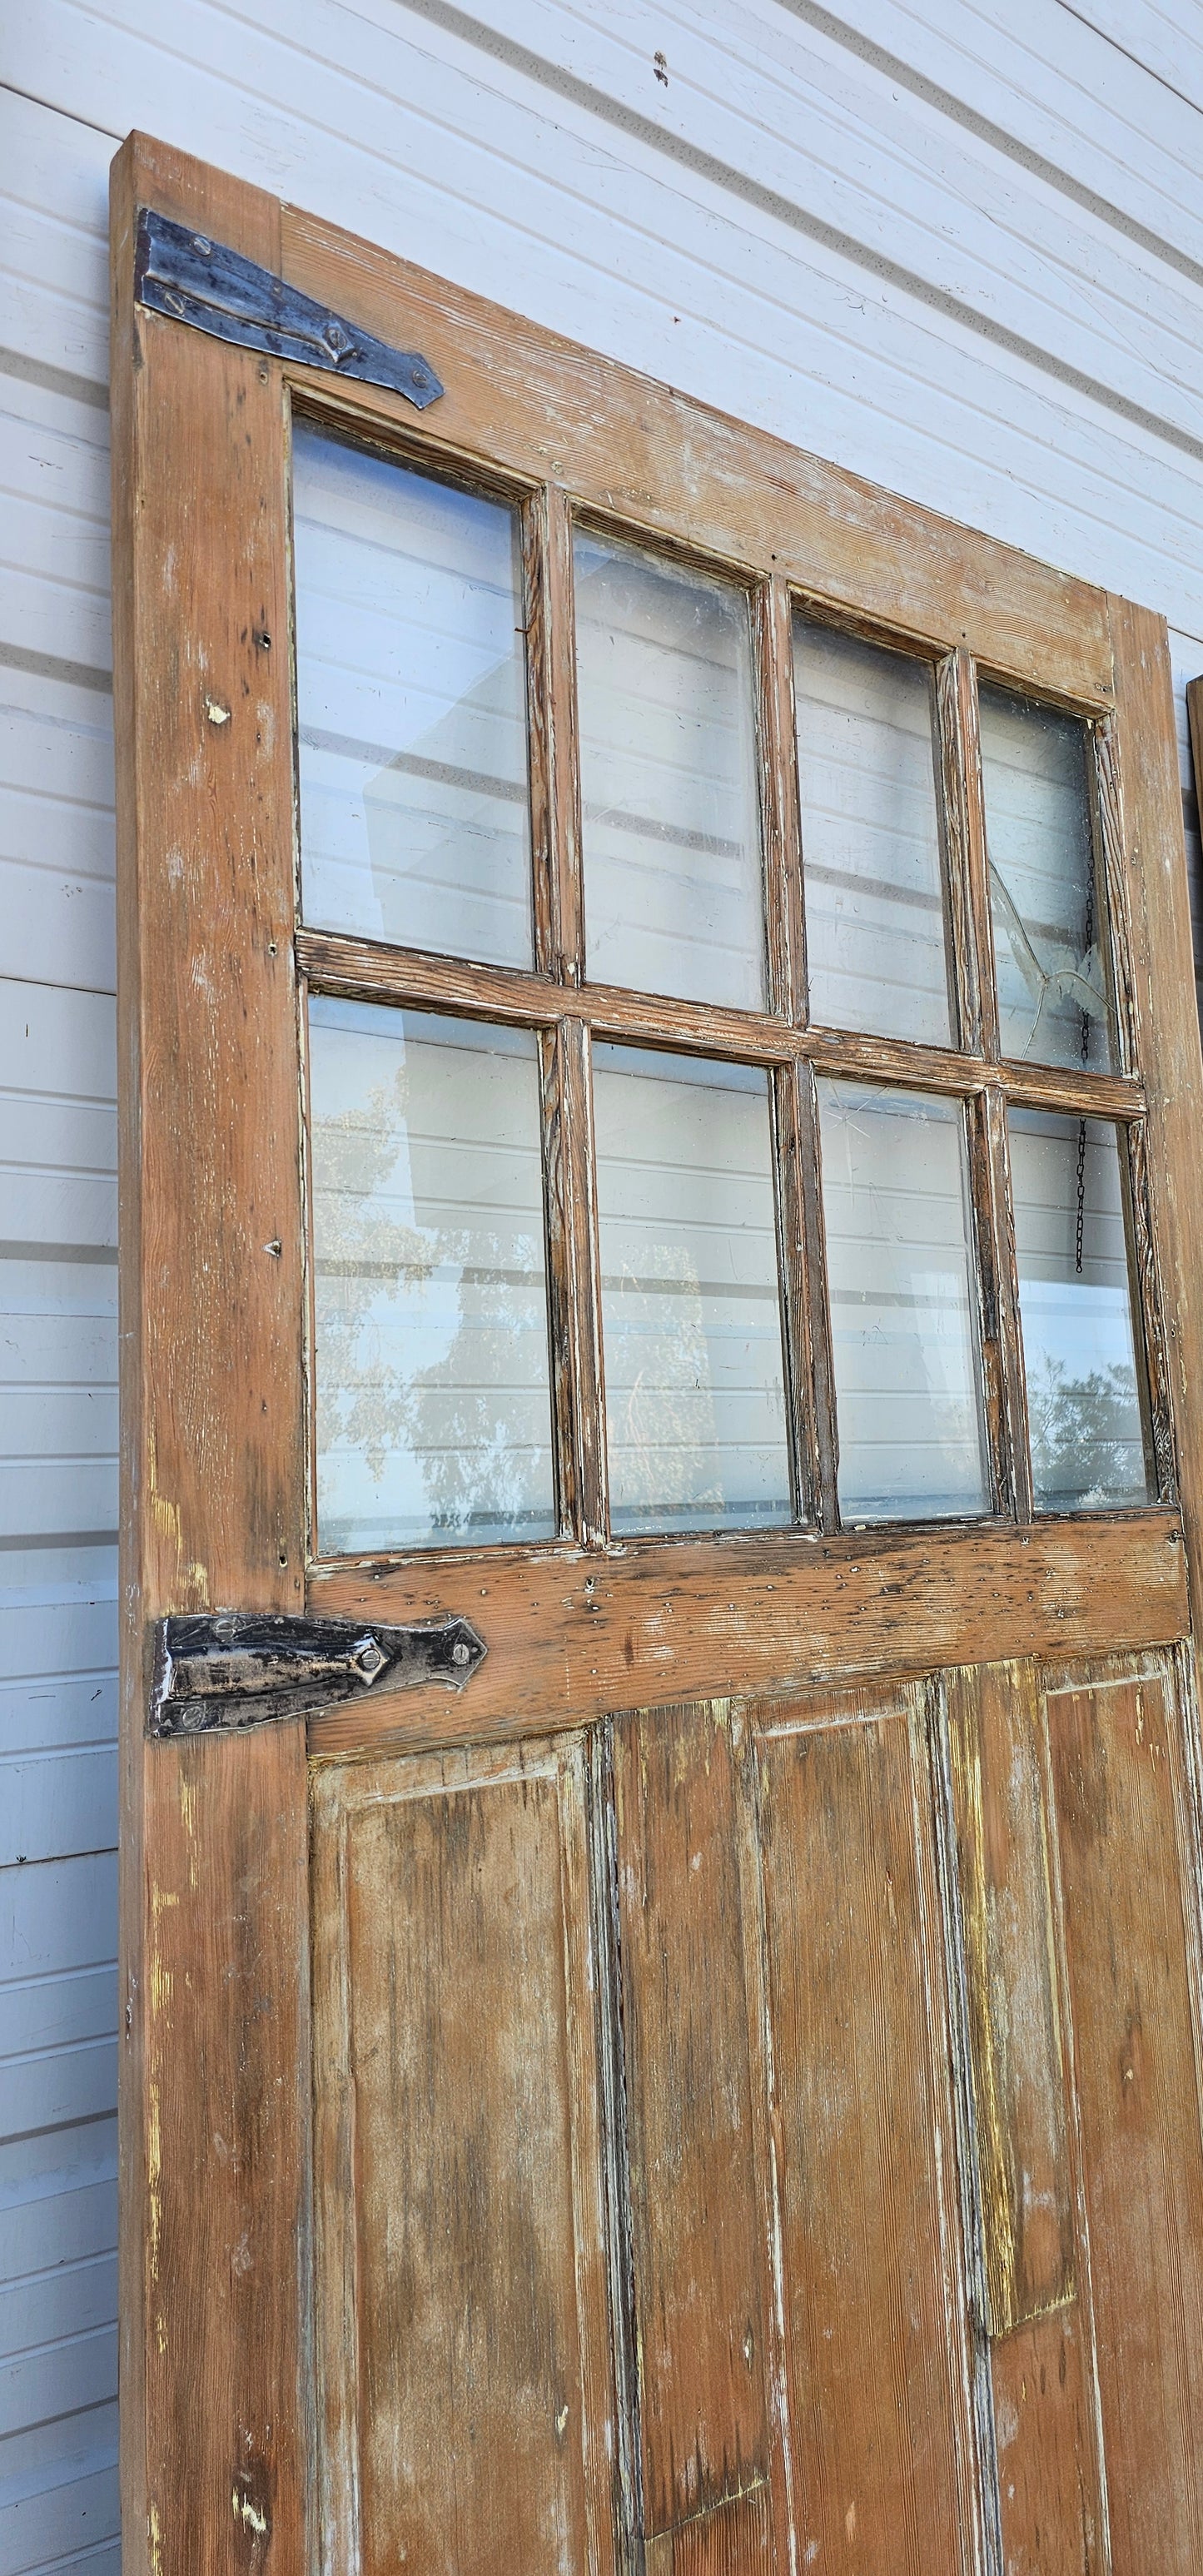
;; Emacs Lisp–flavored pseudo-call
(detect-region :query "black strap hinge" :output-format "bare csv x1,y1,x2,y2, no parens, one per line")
147,1609,486,1737
134,206,444,410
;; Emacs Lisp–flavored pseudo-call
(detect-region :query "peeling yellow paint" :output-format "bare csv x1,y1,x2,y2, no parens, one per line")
148,1430,210,1607
148,2502,164,2576
147,2087,162,2283
234,2489,270,2538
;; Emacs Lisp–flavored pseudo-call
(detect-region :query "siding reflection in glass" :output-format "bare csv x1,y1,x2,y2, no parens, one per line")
293,425,533,967
818,1080,988,1521
979,686,1111,1071
1009,1108,1151,1510
794,619,952,1044
309,998,555,1552
593,1047,790,1533
575,533,764,1009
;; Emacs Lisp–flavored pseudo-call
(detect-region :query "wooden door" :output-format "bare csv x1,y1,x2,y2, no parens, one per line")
112,132,1203,2576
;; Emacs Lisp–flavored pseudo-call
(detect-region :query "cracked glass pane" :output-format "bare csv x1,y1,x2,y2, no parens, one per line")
979,685,1111,1072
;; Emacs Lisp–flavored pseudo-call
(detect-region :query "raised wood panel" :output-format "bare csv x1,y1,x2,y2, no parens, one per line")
1045,1660,1203,2570
306,1513,1188,1753
947,1663,1075,2335
991,2307,1103,2576
310,1738,614,2576
755,1687,978,2575
611,1701,778,2546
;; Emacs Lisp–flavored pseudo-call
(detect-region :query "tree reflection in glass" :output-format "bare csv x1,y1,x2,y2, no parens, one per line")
1009,1107,1151,1509
309,998,556,1553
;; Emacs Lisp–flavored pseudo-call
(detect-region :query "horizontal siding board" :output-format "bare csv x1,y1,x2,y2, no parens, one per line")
0,2181,115,2294
0,92,112,386
0,2461,120,2574
0,2255,117,2360
818,0,1203,271
0,2041,117,2145
455,0,1203,433
0,1678,117,1761
0,1755,118,1863
0,1969,117,2062
0,4,1201,2567
0,2325,118,2441
0,1857,117,1987
2,14,1203,620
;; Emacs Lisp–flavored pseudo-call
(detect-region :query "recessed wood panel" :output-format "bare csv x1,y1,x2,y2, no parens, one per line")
1046,1661,1203,2572
611,1702,778,2545
645,2481,774,2576
311,1740,614,2576
756,1691,977,2574
991,2306,1102,2576
947,1663,1075,2334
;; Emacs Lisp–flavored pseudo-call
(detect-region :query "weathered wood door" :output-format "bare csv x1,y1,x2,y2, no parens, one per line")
112,132,1203,2576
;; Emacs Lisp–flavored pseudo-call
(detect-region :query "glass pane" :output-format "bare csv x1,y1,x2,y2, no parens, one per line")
575,532,764,1009
592,1047,790,1533
817,1080,989,1522
1009,1109,1151,1510
794,619,951,1044
309,998,555,1552
294,425,533,967
979,685,1111,1070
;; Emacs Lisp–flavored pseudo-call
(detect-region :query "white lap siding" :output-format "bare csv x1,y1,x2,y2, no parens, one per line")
2,3,1202,2563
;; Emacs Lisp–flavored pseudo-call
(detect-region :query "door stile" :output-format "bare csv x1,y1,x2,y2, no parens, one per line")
1123,1112,1178,1504
112,132,315,2576
1108,603,1203,1629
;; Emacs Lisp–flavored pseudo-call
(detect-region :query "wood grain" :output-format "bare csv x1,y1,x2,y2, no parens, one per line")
524,480,582,984
112,133,311,2576
771,1061,836,1529
645,2481,774,2576
306,1512,1188,1752
947,1663,1074,2335
755,574,803,1024
275,201,1115,708
311,1738,614,2576
1046,1662,1203,2569
756,1688,978,2574
295,925,1146,1120
936,646,989,1062
991,2306,1103,2576
610,1702,777,2541
541,1016,607,1544
1110,601,1203,1636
